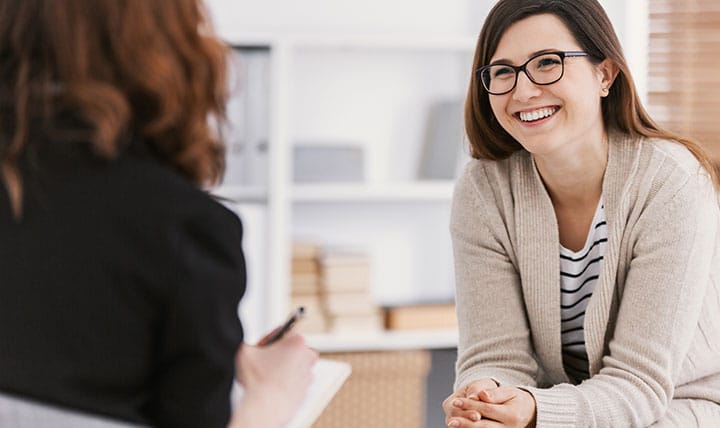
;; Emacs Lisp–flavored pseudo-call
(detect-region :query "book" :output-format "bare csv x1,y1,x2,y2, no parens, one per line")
292,241,321,260
285,359,351,428
328,313,384,333
322,291,376,316
383,302,457,330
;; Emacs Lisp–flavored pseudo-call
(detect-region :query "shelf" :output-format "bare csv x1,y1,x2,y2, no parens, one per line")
212,185,268,203
292,181,455,203
306,329,458,353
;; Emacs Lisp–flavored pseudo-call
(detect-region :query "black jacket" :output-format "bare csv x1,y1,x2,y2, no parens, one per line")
0,139,245,427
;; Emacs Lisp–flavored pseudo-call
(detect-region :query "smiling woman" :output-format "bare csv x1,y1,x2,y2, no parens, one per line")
443,0,720,427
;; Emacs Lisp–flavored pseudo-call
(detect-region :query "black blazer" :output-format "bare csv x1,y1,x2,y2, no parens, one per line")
0,139,245,427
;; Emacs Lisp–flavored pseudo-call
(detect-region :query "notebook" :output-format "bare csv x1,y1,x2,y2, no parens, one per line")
232,358,351,428
285,358,352,428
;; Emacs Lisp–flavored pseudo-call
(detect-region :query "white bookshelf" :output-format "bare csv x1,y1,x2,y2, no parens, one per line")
215,33,472,345
291,181,455,203
307,329,459,353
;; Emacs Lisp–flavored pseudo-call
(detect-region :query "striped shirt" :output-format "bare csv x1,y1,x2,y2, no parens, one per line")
559,198,607,384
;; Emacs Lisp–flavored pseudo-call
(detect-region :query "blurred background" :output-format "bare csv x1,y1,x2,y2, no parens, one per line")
204,0,720,426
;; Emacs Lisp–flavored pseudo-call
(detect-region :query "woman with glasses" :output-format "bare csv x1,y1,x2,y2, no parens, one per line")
0,1,316,427
443,0,720,427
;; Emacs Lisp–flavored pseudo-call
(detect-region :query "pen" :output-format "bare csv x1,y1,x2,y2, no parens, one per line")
257,306,305,347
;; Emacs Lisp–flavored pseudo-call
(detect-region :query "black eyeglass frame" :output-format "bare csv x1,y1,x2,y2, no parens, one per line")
476,51,590,96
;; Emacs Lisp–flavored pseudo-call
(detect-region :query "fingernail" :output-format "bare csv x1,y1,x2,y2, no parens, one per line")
453,399,463,407
470,412,480,421
448,421,459,428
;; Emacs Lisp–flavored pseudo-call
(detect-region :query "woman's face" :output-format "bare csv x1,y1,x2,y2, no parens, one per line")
487,14,612,157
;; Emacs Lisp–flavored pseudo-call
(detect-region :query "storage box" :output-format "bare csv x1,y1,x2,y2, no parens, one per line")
313,350,431,428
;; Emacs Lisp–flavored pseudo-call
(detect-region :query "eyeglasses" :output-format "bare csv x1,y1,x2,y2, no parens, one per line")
476,51,589,96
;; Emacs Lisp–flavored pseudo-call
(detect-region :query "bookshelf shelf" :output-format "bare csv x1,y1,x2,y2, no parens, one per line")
306,329,459,353
291,181,455,203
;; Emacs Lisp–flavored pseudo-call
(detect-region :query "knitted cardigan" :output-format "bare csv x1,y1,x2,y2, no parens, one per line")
450,133,720,427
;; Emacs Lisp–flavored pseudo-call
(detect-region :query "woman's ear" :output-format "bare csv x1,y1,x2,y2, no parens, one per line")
597,59,619,97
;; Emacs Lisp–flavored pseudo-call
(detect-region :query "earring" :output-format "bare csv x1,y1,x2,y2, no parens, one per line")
601,87,609,97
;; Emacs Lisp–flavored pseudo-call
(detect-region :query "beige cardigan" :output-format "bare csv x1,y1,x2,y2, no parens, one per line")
451,133,720,427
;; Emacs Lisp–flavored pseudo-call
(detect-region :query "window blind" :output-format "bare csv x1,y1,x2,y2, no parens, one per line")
648,0,720,166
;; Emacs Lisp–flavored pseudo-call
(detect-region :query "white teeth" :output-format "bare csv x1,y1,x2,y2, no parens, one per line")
519,107,557,122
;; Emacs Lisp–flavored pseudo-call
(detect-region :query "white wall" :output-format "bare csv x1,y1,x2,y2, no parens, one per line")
206,0,627,39
205,0,490,37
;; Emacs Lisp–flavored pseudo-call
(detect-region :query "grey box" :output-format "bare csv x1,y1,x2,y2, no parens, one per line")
293,145,364,182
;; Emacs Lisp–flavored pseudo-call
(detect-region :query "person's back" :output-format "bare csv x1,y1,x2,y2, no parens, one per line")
0,135,245,426
0,1,248,426
0,1,319,427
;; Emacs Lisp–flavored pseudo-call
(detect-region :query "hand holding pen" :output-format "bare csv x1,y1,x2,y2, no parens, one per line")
257,306,305,347
232,306,317,428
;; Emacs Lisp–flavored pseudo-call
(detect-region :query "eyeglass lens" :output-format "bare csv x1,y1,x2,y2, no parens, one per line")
481,53,564,95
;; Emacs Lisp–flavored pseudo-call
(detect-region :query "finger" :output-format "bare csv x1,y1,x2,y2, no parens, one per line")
442,393,463,414
443,397,479,420
446,415,480,428
478,386,517,404
463,379,499,400
453,397,486,411
470,401,509,424
476,419,505,428
445,407,482,422
446,415,505,428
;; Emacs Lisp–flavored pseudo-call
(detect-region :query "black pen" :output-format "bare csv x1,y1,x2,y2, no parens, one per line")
257,307,305,347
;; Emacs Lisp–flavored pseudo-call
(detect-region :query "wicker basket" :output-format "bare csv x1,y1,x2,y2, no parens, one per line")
313,350,431,428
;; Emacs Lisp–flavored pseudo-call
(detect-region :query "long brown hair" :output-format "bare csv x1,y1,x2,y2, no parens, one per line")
465,0,719,187
0,0,228,199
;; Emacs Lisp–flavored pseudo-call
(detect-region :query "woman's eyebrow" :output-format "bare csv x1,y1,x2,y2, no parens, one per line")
489,48,561,65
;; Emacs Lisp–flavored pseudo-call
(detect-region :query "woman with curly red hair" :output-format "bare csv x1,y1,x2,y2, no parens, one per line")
0,1,315,427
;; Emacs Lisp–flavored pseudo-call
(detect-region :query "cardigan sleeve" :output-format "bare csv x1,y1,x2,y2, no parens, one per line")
524,171,719,427
145,205,245,428
451,166,539,390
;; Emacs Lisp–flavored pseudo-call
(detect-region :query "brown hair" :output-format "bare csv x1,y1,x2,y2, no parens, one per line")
0,0,228,195
465,0,719,187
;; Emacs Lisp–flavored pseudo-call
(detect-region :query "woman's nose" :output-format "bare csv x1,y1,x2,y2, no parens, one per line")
512,71,542,102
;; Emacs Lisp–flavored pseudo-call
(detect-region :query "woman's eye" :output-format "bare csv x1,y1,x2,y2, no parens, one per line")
537,57,561,68
493,67,514,79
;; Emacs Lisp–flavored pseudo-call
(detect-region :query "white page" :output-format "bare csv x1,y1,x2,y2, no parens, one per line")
285,359,351,428
232,358,351,428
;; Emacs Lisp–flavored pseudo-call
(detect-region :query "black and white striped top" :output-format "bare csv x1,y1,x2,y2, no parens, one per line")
560,198,607,384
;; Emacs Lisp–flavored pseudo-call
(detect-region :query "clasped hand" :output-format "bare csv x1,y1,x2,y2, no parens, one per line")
442,379,537,428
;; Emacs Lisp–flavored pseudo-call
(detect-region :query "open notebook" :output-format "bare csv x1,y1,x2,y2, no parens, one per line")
232,358,351,428
286,359,351,428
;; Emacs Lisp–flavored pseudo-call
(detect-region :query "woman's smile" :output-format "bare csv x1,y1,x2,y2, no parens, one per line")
514,105,560,126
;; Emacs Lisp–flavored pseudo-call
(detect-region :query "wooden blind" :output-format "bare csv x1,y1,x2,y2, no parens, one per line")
648,0,720,165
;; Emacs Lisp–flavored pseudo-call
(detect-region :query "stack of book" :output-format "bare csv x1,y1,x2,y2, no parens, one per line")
319,249,383,334
290,242,328,334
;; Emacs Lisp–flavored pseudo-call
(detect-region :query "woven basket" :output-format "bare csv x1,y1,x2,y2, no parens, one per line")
313,350,431,428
